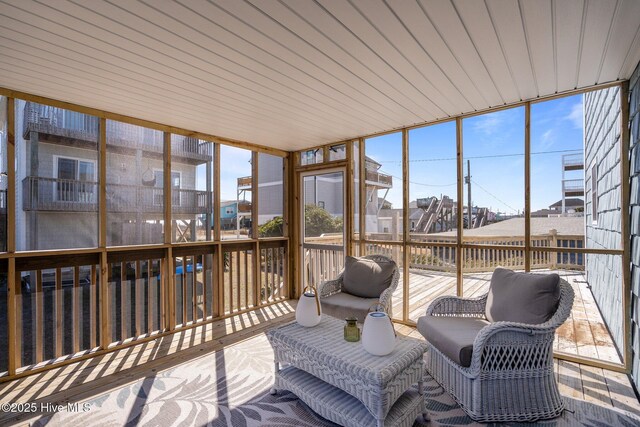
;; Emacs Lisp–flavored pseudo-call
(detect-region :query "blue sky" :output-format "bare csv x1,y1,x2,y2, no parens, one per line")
367,94,584,214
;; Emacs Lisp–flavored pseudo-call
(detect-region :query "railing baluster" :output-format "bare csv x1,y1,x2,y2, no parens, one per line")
55,267,63,358
236,251,242,311
120,262,127,341
135,260,142,337
90,265,97,348
73,265,80,354
35,270,43,364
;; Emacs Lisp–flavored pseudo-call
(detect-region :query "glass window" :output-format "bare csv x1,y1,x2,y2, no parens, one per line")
328,144,346,161
106,120,163,246
16,100,99,251
258,153,284,238
300,148,323,165
462,107,525,244
409,122,457,242
364,132,402,241
220,145,252,240
170,136,214,243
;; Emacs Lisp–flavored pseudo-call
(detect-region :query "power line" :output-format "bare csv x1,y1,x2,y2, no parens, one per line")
377,148,582,164
470,179,519,213
379,171,456,188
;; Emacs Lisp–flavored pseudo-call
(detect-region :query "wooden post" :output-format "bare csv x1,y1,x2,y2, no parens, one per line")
6,98,16,373
456,118,464,296
252,152,260,308
7,257,17,374
620,81,632,371
98,118,110,348
345,141,354,256
164,132,175,330
549,229,558,270
359,138,366,255
402,129,409,322
524,102,531,271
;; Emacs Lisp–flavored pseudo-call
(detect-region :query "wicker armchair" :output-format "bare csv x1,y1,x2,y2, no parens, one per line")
418,276,574,423
318,255,399,322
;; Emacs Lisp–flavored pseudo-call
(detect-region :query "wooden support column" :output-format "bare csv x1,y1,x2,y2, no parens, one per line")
7,257,17,375
620,81,632,371
287,153,299,298
524,102,531,271
283,154,291,299
402,129,410,322
164,132,175,330
98,118,110,348
214,144,221,242
7,98,17,373
456,117,464,296
7,97,15,253
359,138,366,255
345,141,354,256
252,152,260,307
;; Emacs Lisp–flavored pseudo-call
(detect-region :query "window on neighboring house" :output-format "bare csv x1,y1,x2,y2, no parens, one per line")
591,164,598,223
55,156,96,202
153,170,181,206
318,201,325,209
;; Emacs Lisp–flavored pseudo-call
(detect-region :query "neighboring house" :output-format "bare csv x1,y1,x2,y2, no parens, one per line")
220,200,252,230
15,101,213,249
531,199,584,217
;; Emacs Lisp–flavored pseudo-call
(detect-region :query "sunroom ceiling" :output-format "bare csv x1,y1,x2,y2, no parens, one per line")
1,0,639,151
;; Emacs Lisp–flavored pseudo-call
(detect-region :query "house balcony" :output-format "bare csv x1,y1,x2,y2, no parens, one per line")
22,176,211,215
22,103,212,164
562,178,585,197
364,168,393,189
562,153,585,171
237,175,252,190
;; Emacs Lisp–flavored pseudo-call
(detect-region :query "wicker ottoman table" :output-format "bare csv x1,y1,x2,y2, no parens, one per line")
266,315,428,427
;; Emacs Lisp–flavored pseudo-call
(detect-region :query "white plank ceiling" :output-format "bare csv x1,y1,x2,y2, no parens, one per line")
1,0,639,151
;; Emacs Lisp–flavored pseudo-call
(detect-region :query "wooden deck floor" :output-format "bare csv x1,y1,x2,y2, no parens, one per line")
0,301,637,426
392,269,623,364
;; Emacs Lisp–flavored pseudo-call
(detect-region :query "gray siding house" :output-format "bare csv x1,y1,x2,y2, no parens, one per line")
584,86,624,355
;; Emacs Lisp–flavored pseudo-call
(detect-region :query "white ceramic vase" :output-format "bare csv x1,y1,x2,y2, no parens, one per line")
362,311,396,356
296,286,322,327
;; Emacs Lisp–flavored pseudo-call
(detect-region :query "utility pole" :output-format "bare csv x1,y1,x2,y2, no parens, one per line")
465,160,472,229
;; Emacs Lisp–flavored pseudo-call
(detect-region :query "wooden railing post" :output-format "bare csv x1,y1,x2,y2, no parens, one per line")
549,229,558,270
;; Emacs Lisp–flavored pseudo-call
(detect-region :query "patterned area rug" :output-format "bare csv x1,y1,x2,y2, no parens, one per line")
25,334,640,427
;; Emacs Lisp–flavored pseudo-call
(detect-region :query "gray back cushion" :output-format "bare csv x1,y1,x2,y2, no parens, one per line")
342,256,396,298
485,267,560,324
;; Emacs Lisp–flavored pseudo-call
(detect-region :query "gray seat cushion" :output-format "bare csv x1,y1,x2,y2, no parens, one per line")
342,256,396,298
417,316,490,367
321,292,379,323
485,267,561,324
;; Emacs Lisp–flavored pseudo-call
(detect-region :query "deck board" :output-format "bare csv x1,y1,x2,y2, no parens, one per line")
395,268,623,364
0,300,638,425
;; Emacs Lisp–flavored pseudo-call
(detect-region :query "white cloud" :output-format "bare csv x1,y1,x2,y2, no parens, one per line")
566,102,583,129
472,114,502,136
539,129,555,150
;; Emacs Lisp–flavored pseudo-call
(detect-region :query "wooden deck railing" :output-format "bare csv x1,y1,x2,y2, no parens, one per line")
2,240,288,375
304,232,585,282
22,176,211,214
